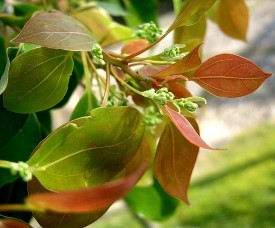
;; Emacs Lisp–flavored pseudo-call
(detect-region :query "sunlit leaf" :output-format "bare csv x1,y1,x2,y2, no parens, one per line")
121,39,149,55
217,0,249,41
0,218,31,228
167,0,217,33
73,8,132,47
154,120,199,204
191,54,273,98
151,44,202,79
3,47,74,113
12,12,95,51
26,143,148,213
27,107,145,192
28,177,107,228
162,105,214,149
174,15,206,45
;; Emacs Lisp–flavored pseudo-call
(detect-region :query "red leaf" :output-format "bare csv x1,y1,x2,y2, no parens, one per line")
154,120,199,204
191,54,272,98
162,105,215,149
0,219,31,228
139,65,169,77
151,44,202,79
152,75,188,86
121,39,149,55
26,146,148,213
168,82,192,98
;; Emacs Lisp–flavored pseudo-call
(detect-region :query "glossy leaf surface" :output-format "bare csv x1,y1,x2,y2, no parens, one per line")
28,107,144,192
191,54,273,98
26,140,148,213
154,120,199,204
167,0,217,33
28,177,107,228
217,0,248,41
121,39,149,55
3,48,74,113
12,12,95,51
162,106,214,149
152,44,202,78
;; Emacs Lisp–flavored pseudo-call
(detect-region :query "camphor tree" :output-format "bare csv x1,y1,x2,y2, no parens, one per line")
0,0,273,227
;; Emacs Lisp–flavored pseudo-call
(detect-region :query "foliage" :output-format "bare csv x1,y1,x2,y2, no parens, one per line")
0,0,272,227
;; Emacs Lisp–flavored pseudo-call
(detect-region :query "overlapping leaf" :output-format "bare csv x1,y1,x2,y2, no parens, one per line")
26,129,149,214
152,44,202,78
162,105,214,149
0,218,31,228
217,0,248,41
12,12,95,51
154,120,199,204
121,39,149,55
3,47,74,113
167,0,217,33
191,54,273,97
27,107,145,192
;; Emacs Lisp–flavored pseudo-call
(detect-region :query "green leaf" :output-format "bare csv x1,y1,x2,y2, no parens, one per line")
0,110,28,149
0,0,4,12
12,12,95,51
0,36,5,75
3,47,74,113
0,114,41,187
125,178,179,221
97,0,127,16
123,0,158,26
70,90,99,120
154,120,200,204
167,0,217,33
28,107,145,192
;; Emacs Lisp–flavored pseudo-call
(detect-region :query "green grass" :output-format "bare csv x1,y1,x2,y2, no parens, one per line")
163,122,275,228
92,122,275,227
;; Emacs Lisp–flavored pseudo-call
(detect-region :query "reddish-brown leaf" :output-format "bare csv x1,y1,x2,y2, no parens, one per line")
217,0,249,41
191,54,273,98
0,219,31,228
152,44,202,79
154,120,199,204
28,177,106,228
121,39,149,55
152,75,188,86
139,65,169,77
168,82,192,98
162,105,214,149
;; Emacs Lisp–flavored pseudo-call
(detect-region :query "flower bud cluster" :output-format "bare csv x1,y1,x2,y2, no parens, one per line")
160,44,189,62
176,99,199,113
135,21,163,43
91,44,105,65
142,106,162,127
10,161,32,182
142,88,175,105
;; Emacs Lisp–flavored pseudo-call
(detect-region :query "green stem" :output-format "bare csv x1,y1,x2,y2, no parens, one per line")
81,52,92,111
0,160,16,170
101,63,110,107
110,65,143,96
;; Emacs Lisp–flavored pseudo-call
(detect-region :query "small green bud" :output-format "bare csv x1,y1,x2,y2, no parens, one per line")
9,161,32,182
166,92,175,101
160,44,188,62
184,101,198,113
91,43,105,65
135,21,163,43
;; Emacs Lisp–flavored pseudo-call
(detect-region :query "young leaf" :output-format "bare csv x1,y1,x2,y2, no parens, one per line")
191,54,273,98
26,148,148,213
162,105,214,149
167,0,217,33
12,12,95,51
28,177,107,228
152,44,202,79
27,107,145,192
168,82,192,98
217,0,249,41
3,47,74,113
0,218,31,228
121,39,149,55
154,120,199,204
